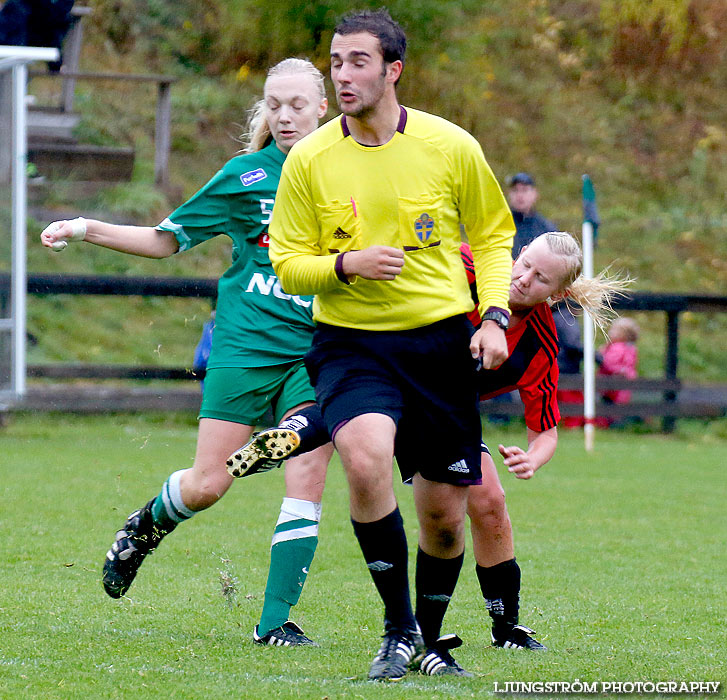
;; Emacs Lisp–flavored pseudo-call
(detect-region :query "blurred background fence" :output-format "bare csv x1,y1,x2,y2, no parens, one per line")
1,272,725,430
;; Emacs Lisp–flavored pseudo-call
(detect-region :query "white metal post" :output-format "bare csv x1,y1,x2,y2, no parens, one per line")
11,61,28,398
582,220,595,451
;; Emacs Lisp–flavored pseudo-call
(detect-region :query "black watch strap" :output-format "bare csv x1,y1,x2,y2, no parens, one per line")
482,308,510,330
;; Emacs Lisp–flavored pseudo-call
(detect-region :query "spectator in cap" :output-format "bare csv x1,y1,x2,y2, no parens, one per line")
507,172,557,258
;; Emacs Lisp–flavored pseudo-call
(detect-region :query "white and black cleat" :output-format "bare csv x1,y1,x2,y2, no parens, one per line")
492,624,546,650
368,626,424,681
417,633,473,676
252,621,318,647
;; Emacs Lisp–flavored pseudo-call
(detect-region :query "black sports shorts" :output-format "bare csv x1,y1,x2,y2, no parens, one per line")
305,315,482,486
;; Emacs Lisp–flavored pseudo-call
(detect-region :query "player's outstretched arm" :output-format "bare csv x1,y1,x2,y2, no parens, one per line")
40,218,179,259
498,426,557,480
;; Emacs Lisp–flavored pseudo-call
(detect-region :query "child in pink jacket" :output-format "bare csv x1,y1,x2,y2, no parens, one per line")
599,317,640,405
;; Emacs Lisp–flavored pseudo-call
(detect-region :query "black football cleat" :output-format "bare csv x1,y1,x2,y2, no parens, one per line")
418,633,473,676
252,621,319,647
102,499,169,598
492,624,547,650
368,626,424,681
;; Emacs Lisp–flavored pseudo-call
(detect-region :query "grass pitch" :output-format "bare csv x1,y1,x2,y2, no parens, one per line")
1,414,724,699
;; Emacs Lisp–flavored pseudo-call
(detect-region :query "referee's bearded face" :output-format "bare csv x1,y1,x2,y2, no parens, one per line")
264,73,328,154
510,236,569,309
330,32,389,118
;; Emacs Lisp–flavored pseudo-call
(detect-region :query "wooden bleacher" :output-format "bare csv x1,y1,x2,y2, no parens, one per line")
24,5,175,186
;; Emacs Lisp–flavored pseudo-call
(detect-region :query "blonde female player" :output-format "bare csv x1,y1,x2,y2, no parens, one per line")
227,231,629,667
40,58,333,647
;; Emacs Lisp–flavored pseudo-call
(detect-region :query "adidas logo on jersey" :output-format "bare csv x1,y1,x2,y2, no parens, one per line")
447,459,469,474
333,227,351,239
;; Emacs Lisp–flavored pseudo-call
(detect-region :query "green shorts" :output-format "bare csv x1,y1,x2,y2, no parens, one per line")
199,362,315,426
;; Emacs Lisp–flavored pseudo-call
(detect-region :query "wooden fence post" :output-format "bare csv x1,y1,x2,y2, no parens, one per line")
60,7,93,113
663,311,680,433
154,80,172,187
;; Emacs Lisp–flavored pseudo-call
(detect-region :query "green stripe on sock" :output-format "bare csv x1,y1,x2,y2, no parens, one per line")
274,518,318,534
151,492,178,531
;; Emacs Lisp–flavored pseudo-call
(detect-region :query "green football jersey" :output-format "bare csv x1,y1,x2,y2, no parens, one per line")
157,142,315,368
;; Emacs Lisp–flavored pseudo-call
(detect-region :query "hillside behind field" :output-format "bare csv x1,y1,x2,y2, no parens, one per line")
11,0,727,381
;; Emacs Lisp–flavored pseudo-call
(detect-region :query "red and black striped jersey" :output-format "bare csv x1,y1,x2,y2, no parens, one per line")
460,242,481,327
460,242,560,431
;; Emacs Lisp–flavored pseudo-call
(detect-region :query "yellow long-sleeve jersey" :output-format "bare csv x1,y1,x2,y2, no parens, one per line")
269,106,514,331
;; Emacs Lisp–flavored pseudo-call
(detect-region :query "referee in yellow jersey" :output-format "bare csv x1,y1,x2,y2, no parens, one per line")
269,9,515,681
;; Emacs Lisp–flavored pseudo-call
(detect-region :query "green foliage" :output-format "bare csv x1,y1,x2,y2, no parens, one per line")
89,0,223,71
27,294,214,366
0,415,724,698
600,0,691,54
599,0,727,79
94,182,170,220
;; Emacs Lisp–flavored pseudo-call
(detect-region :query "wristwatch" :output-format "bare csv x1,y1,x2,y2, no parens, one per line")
482,309,510,331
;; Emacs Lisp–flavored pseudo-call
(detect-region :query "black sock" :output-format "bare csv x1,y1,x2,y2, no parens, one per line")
351,507,417,633
416,547,464,646
278,404,330,455
476,558,521,632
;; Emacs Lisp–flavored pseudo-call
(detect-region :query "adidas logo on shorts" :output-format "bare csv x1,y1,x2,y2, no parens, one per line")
447,459,469,474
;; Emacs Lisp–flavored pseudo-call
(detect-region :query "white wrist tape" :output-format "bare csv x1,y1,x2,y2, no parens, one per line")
47,217,86,252
67,217,87,241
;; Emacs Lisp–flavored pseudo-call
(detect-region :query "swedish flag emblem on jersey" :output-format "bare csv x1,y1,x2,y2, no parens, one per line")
414,213,435,243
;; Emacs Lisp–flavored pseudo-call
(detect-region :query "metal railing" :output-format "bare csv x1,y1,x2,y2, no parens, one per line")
0,45,60,406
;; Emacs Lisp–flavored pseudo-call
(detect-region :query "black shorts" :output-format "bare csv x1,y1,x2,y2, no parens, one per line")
304,315,482,486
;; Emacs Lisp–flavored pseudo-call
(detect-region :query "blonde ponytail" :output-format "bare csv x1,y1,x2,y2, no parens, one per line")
242,99,271,154
541,231,633,334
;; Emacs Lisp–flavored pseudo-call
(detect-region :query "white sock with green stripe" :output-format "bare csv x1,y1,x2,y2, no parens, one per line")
150,469,196,533
257,497,321,636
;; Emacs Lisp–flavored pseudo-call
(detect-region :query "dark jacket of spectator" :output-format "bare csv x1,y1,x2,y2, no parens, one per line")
511,209,558,259
0,0,76,72
552,302,583,375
